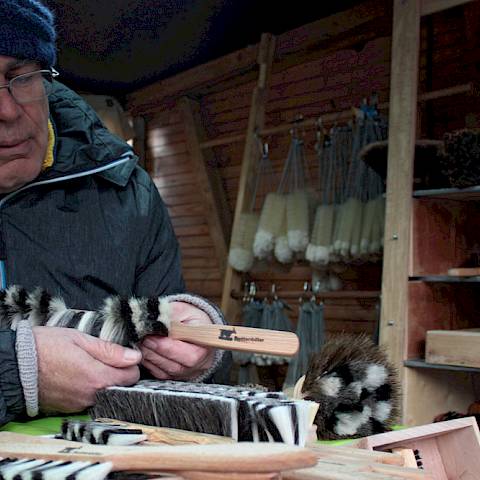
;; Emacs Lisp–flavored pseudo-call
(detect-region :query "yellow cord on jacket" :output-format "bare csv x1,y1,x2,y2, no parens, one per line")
42,119,55,170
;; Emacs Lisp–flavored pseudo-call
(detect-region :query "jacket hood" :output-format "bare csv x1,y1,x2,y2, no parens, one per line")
38,81,137,187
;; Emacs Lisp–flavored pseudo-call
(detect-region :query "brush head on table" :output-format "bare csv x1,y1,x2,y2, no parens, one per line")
299,333,400,440
91,380,317,446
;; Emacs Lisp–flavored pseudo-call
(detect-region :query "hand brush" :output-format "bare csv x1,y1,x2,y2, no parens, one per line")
91,380,319,446
0,286,299,356
0,432,318,476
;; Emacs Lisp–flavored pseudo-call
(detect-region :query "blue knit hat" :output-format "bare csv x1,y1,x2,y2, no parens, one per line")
0,0,56,67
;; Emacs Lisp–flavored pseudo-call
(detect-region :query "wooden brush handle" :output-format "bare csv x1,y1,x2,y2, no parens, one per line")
170,323,299,356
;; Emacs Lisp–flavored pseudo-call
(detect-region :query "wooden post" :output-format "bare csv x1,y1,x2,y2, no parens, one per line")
179,97,231,274
220,33,276,324
379,0,420,420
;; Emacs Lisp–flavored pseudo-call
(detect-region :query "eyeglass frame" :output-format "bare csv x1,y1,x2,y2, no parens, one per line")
0,67,59,104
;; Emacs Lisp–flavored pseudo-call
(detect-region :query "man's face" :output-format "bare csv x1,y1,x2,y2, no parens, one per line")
0,55,49,193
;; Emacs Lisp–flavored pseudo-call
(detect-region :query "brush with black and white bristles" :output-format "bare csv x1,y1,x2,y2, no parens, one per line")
59,419,147,446
294,333,400,440
0,286,299,357
0,457,112,480
91,380,318,447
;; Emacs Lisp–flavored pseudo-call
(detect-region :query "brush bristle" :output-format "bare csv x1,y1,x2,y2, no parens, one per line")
91,380,316,446
0,457,112,479
301,333,400,440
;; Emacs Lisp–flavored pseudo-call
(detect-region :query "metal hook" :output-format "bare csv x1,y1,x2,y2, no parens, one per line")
271,283,278,301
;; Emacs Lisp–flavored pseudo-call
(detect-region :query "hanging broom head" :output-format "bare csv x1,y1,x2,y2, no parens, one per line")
300,333,400,440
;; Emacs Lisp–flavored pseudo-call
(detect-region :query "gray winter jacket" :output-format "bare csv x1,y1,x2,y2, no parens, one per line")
0,81,228,426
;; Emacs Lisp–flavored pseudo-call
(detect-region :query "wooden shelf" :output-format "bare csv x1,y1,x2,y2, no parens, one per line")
409,275,480,283
404,358,480,374
413,185,480,200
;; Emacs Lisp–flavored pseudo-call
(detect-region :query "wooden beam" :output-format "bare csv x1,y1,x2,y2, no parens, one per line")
128,46,258,115
127,0,390,116
275,0,389,60
220,33,276,324
421,0,477,16
379,0,421,421
179,97,231,274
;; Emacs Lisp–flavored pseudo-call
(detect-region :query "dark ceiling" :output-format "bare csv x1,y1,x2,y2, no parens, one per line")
43,0,360,98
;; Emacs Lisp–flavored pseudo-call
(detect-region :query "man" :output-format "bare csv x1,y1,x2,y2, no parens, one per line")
0,0,227,425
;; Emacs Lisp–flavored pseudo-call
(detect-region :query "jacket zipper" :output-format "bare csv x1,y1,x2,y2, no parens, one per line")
0,153,134,289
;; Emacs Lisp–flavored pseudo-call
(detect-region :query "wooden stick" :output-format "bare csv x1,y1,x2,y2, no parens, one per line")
170,322,299,356
0,433,317,474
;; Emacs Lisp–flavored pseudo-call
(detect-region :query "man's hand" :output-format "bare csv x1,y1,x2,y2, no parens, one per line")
34,326,142,414
139,302,215,380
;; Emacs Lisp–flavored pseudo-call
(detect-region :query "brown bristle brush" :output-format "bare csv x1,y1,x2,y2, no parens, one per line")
91,380,319,447
293,333,400,440
0,286,298,357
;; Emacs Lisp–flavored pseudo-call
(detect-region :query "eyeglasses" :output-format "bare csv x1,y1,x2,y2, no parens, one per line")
0,68,59,104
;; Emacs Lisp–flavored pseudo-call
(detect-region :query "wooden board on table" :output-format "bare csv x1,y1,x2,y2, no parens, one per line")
426,328,480,368
0,432,316,475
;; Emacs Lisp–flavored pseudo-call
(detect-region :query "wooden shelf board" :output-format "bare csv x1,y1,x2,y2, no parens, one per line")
413,185,480,200
409,275,480,283
405,358,480,373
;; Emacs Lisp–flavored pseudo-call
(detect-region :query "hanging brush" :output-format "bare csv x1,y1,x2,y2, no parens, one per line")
228,211,259,272
284,287,325,390
274,209,293,264
252,289,294,367
229,141,273,272
0,286,299,358
253,192,286,260
279,136,310,254
91,380,319,447
294,333,399,440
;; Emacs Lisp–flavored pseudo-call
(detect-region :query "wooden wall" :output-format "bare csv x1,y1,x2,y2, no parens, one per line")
127,2,480,333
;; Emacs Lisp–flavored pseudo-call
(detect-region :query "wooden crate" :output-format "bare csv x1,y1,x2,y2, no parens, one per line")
355,417,480,480
426,328,480,368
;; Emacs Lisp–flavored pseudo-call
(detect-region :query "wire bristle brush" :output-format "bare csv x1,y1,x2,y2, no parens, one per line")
91,380,319,447
0,286,299,357
295,333,400,440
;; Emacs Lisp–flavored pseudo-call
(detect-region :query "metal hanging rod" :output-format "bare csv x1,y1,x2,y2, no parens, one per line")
230,289,381,300
199,82,477,150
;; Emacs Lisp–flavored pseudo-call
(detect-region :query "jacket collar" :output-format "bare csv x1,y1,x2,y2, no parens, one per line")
37,81,137,187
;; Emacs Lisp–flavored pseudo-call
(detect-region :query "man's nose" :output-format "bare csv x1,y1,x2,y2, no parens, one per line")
0,88,21,122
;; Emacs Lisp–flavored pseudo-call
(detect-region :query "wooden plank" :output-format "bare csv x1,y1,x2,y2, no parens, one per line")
171,216,207,228
178,236,214,248
421,0,477,16
153,173,197,189
379,0,421,423
220,33,276,324
179,97,231,274
426,329,480,367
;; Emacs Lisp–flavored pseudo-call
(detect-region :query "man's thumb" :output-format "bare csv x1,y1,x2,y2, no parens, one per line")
78,335,142,367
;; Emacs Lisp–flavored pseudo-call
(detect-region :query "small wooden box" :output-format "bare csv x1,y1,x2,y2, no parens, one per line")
426,328,480,368
356,417,480,480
